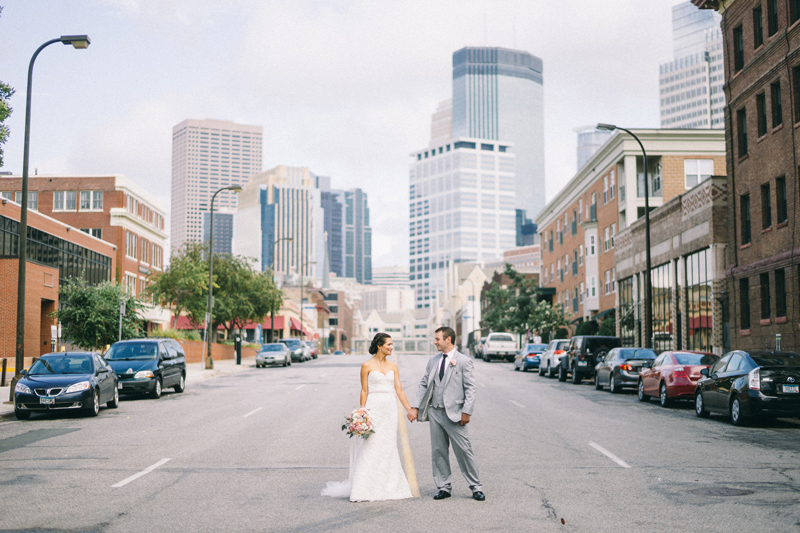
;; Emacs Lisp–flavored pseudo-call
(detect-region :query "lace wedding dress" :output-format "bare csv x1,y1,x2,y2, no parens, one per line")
321,371,413,502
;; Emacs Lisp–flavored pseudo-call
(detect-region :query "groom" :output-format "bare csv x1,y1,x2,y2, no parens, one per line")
408,327,485,501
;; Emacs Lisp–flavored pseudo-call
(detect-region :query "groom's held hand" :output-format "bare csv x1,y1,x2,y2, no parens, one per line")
460,413,470,426
408,408,418,422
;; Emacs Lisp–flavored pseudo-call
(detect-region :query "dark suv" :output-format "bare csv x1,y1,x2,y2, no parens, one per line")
559,335,622,384
104,338,187,399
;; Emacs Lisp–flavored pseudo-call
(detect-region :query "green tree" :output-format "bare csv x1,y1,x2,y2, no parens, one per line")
53,278,144,350
575,319,599,336
598,316,616,336
482,282,510,333
212,254,282,338
0,78,14,168
503,264,540,341
148,242,209,328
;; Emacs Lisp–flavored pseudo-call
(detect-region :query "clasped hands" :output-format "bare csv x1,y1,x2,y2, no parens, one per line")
407,408,471,425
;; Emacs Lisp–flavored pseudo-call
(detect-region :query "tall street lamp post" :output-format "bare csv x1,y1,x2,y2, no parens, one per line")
205,185,242,369
300,260,317,340
15,35,91,379
268,236,293,342
597,123,652,349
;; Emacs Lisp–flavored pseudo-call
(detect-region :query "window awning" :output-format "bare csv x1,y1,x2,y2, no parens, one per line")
594,308,616,320
290,317,301,331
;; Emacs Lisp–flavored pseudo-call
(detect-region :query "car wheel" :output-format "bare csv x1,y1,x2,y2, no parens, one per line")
548,363,556,379
14,409,31,420
149,378,163,400
659,382,671,407
86,390,100,417
107,386,120,408
638,380,649,402
695,391,710,418
609,373,619,393
283,358,288,367
521,364,527,372
571,368,581,384
538,364,545,376
558,365,567,382
730,396,747,426
595,373,603,390
174,373,186,393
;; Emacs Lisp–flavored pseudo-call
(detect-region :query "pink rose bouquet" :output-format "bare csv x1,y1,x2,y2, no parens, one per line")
342,407,375,440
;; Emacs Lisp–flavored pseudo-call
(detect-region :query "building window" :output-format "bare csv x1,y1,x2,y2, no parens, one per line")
792,0,800,24
126,231,138,259
125,273,137,295
740,277,751,329
794,66,800,124
768,0,779,35
605,270,611,294
580,282,585,303
604,227,610,252
651,262,673,353
685,249,712,352
611,268,616,293
741,194,751,244
591,276,596,297
757,92,767,137
775,269,787,318
603,176,609,204
53,191,77,211
610,223,616,248
771,81,783,128
761,183,772,229
760,272,771,320
577,199,582,223
589,235,595,256
754,5,764,48
773,176,787,224
733,25,744,72
579,244,584,266
737,107,748,157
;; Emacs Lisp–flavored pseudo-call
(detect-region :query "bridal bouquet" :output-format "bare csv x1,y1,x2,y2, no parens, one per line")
342,407,375,440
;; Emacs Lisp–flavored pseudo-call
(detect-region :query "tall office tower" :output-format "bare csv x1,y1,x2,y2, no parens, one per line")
430,99,453,147
319,187,373,284
232,165,324,278
409,137,516,308
659,2,724,129
575,126,614,171
451,47,544,220
171,118,263,254
320,190,344,278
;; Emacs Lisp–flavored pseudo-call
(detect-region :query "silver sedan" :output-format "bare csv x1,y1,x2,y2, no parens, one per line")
256,343,291,367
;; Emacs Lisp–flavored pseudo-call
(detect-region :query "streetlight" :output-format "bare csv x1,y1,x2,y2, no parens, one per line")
15,35,91,380
268,236,293,342
597,123,652,349
300,260,317,341
205,185,242,369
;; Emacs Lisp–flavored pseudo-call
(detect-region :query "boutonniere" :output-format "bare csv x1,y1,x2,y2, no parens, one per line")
449,359,457,368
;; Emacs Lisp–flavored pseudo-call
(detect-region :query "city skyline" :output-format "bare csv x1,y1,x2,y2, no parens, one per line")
1,0,688,268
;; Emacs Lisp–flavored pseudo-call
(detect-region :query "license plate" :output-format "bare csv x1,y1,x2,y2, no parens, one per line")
577,361,587,366
40,396,55,405
782,384,799,393
118,383,123,390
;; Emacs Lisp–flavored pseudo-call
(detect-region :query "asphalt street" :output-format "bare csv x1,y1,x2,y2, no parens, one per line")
1,352,799,532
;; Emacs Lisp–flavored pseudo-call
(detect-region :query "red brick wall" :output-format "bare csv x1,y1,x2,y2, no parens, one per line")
177,339,258,364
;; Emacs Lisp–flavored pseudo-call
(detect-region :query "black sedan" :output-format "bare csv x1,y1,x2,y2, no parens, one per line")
14,352,119,420
695,350,800,426
594,347,657,393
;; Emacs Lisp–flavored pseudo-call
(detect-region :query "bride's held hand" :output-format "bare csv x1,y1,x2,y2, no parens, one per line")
407,408,418,423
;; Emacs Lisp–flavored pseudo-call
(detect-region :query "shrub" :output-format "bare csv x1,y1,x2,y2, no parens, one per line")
575,320,599,336
598,316,616,337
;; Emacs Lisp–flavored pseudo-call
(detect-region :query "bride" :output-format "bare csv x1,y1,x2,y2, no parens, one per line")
322,333,414,502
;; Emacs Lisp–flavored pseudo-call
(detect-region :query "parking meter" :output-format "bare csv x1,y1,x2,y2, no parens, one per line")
235,335,242,365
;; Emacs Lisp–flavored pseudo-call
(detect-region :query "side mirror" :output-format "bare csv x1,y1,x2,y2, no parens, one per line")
98,367,109,373
20,368,27,376
700,368,709,377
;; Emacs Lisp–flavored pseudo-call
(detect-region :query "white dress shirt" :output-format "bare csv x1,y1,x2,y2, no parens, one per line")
438,348,457,378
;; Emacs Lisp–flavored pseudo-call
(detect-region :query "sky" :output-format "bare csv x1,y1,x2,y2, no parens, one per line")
0,0,684,269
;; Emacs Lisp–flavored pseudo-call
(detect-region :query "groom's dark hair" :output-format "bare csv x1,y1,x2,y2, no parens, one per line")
436,327,456,345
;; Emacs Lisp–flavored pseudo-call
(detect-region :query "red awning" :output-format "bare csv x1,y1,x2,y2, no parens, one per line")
241,316,285,330
290,317,301,331
173,316,201,330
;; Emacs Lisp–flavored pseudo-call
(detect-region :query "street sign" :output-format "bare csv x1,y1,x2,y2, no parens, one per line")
120,300,126,317
50,325,57,342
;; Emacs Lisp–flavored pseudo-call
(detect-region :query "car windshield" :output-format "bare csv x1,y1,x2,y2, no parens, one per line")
749,352,800,367
281,340,301,348
491,335,513,342
674,352,719,365
260,344,284,352
104,342,158,360
28,355,94,375
525,344,548,352
620,348,656,360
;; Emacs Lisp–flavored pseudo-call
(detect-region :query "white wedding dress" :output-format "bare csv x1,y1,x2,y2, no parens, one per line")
321,371,413,502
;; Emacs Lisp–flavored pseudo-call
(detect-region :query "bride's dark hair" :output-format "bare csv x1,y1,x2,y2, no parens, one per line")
369,333,391,355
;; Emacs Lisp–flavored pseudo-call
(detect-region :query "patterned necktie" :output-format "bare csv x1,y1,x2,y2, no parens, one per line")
439,353,447,380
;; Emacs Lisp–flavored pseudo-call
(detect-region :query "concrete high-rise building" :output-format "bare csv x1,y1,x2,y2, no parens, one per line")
409,137,516,308
320,190,344,279
202,211,234,255
575,126,614,171
320,187,373,285
451,47,545,220
171,119,263,254
659,2,725,129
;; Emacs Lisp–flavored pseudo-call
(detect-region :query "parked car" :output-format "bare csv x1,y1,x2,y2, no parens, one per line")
304,341,319,359
539,339,570,377
559,335,622,384
333,350,345,356
639,351,719,406
475,337,488,359
482,332,517,362
14,352,119,419
695,350,800,426
256,343,291,367
280,338,308,362
104,338,186,399
594,347,656,393
514,344,549,372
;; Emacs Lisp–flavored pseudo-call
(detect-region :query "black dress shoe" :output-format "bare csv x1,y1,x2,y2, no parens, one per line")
472,491,485,501
433,490,451,500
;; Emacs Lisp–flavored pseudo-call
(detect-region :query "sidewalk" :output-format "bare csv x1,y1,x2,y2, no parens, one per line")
0,356,256,422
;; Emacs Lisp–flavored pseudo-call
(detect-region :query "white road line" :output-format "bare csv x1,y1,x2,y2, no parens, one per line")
295,384,305,390
243,407,263,418
509,400,525,408
111,458,171,488
588,442,631,468
320,373,327,378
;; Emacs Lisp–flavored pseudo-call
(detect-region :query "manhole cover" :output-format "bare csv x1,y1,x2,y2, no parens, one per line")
689,487,754,496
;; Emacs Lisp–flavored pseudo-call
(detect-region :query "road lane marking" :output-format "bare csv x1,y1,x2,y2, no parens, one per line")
509,400,525,408
111,458,171,488
295,384,305,390
588,442,631,468
320,373,327,378
243,407,263,418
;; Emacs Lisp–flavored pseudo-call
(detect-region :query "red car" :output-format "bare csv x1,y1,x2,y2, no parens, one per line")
638,351,720,407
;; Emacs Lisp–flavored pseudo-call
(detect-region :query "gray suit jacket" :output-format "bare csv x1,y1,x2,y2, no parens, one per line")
413,350,477,423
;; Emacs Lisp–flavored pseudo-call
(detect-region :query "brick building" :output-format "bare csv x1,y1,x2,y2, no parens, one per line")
536,129,725,327
694,0,800,351
0,199,116,364
0,174,169,331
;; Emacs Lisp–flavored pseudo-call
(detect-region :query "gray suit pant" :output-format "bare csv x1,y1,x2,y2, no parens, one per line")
428,407,482,493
